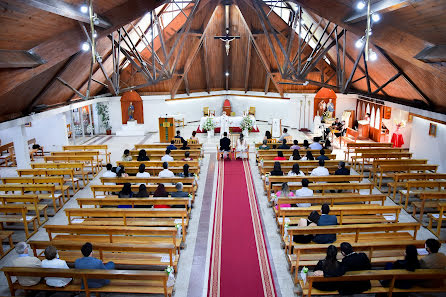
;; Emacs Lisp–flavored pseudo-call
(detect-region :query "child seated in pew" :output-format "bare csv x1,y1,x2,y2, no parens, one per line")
312,245,345,291
293,210,320,244
182,151,193,161
41,245,72,287
274,182,293,209
121,149,132,161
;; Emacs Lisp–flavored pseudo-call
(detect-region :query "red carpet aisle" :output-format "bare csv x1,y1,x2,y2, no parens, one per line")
208,160,276,297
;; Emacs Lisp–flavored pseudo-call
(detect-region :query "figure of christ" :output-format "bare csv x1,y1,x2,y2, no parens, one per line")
128,102,135,121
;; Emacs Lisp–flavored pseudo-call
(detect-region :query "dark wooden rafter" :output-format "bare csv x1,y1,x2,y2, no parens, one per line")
184,73,190,95
244,35,252,93
362,52,371,93
343,42,365,93
26,52,80,113
56,77,86,100
376,46,433,106
372,71,402,94
202,37,211,93
0,49,45,68
264,73,270,94
15,0,111,28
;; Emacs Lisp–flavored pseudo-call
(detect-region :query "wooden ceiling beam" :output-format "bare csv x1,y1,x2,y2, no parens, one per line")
0,0,169,98
288,0,446,82
415,45,446,63
344,0,414,24
202,37,210,93
15,0,111,28
0,49,45,68
244,36,252,93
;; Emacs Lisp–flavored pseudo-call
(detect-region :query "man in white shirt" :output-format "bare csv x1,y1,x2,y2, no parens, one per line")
103,163,117,185
309,140,323,150
278,128,290,142
41,245,71,287
136,163,150,178
161,149,174,162
310,159,329,176
158,162,175,178
295,178,313,207
12,242,41,286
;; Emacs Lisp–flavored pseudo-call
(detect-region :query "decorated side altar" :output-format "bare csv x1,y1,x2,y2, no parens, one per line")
197,115,259,133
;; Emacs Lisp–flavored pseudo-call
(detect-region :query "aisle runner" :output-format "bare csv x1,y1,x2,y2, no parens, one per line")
208,160,276,297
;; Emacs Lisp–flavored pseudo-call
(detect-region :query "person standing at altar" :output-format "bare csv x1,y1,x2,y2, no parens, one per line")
236,134,248,159
219,132,231,159
220,112,230,138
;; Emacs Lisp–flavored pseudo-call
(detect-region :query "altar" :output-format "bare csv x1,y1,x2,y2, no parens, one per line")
197,115,259,133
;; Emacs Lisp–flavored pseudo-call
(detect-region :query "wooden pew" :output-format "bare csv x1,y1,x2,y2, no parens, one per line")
62,144,111,163
266,175,364,200
0,184,61,211
17,168,81,192
427,202,446,237
51,151,102,172
43,155,97,176
260,165,349,176
272,183,374,199
125,166,199,175
371,159,429,183
277,205,402,236
91,184,195,201
285,222,420,255
31,162,90,186
0,142,14,167
28,138,44,157
355,152,412,173
0,205,38,239
275,194,387,208
376,164,438,190
77,197,190,209
44,225,180,250
135,143,202,150
300,269,446,297
345,142,393,160
0,195,48,225
65,208,188,241
291,240,426,282
339,127,358,147
399,180,446,209
0,231,14,258
1,176,70,202
2,267,173,297
117,160,199,167
387,172,444,200
29,240,178,271
100,176,195,185
412,192,446,222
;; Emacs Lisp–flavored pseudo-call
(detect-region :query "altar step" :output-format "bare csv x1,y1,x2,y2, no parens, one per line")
115,120,147,136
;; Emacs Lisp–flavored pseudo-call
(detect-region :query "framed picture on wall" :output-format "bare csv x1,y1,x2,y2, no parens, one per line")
25,122,32,127
429,123,437,137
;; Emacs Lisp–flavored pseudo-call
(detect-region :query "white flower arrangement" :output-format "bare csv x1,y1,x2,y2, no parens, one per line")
165,266,174,275
202,117,215,131
240,115,254,131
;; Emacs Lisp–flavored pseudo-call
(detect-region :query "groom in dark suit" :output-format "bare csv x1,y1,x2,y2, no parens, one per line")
313,204,337,244
219,132,231,159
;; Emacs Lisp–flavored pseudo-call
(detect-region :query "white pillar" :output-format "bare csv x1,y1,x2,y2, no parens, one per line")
88,105,94,136
80,108,85,137
12,125,31,169
71,109,77,145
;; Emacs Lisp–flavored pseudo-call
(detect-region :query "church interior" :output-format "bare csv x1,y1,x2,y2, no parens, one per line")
0,0,445,296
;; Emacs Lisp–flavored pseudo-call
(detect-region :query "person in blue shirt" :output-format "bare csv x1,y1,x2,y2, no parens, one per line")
75,242,115,288
166,140,177,150
316,149,330,161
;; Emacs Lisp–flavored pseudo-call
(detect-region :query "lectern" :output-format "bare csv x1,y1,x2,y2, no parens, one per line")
159,117,175,143
357,120,370,139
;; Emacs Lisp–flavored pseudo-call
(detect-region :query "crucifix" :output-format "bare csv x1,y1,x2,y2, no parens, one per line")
214,1,240,55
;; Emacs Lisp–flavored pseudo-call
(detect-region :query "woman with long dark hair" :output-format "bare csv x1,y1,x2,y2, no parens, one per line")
302,151,314,161
270,162,283,176
153,184,170,208
381,245,420,289
289,149,301,161
293,210,320,244
264,130,272,140
303,140,310,149
274,151,286,161
312,245,345,291
137,149,150,161
288,163,305,176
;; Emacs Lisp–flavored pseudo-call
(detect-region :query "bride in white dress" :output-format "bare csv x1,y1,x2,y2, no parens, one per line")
236,134,248,159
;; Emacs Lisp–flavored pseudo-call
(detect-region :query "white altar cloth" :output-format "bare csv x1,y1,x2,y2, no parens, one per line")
199,115,257,130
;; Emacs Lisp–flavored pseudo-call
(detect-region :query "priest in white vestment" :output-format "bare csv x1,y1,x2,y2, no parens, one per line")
220,112,230,138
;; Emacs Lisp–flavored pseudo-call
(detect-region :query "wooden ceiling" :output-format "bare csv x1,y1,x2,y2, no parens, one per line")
0,0,445,123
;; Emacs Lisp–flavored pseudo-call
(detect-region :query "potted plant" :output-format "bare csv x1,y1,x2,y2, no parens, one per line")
202,117,215,138
240,115,254,136
96,102,112,135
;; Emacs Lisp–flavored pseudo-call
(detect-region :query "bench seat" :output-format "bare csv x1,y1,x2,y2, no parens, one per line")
75,218,189,228
53,235,183,249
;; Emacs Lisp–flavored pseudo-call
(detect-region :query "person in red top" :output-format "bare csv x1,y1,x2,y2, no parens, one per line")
153,184,170,208
274,151,287,160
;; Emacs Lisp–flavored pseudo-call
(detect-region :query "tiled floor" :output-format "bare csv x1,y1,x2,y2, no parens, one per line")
0,123,444,297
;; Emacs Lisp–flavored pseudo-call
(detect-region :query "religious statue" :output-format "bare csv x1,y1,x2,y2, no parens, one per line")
326,98,335,118
220,111,230,138
318,100,326,120
128,102,135,121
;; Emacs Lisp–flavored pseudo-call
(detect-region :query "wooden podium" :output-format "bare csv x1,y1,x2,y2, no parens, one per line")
357,120,370,139
159,117,175,143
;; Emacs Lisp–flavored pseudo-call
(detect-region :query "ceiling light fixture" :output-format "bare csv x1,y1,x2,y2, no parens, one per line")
81,42,90,52
80,4,88,14
225,72,230,77
356,1,366,10
369,49,377,61
355,37,365,48
371,13,380,23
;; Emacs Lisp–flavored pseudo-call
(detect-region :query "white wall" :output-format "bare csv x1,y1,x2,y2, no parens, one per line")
409,117,446,173
0,113,68,151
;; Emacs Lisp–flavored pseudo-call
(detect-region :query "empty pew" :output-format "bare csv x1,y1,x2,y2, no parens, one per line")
371,159,429,183
387,172,445,200
427,201,446,237
0,205,38,239
62,144,111,163
77,197,190,209
0,195,48,225
1,176,70,202
412,192,446,222
0,184,61,212
31,162,90,186
376,164,438,190
0,231,14,258
43,155,97,176
17,168,81,192
399,180,446,209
